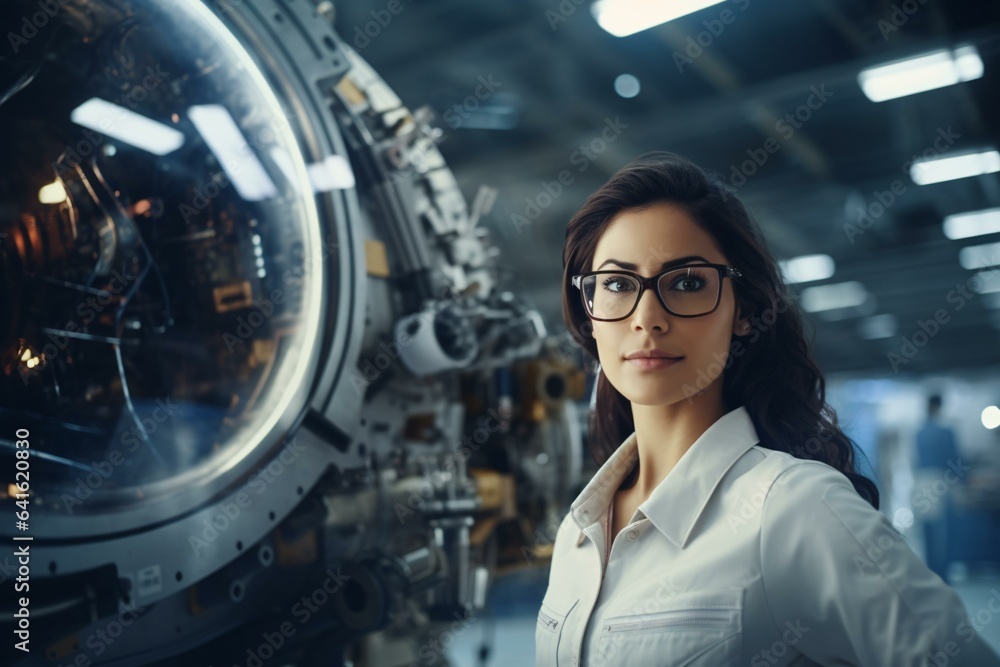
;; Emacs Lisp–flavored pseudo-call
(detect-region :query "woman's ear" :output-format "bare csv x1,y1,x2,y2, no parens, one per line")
733,306,750,336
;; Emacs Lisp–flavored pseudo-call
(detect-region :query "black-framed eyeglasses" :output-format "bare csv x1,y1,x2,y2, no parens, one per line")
571,263,742,322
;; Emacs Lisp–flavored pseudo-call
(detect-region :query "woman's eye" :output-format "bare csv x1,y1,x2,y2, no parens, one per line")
602,278,633,292
671,277,704,291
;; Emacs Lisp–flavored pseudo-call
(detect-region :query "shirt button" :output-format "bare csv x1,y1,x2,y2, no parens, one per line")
627,529,638,540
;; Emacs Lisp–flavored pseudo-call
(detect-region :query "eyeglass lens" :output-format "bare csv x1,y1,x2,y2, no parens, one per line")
581,267,720,319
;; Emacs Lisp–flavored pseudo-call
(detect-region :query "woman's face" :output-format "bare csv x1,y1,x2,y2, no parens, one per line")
589,201,747,406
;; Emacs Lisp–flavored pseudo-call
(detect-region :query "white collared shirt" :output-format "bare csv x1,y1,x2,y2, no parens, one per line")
536,405,1000,666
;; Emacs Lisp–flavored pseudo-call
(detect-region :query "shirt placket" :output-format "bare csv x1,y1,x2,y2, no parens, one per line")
581,503,635,666
603,502,613,575
573,504,613,667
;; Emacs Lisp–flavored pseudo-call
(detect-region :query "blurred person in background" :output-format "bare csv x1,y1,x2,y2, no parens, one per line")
914,393,964,583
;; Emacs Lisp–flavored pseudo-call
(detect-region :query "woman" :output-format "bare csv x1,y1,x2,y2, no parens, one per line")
537,152,1000,666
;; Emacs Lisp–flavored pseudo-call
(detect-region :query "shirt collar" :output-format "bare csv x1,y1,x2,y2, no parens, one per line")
570,404,760,549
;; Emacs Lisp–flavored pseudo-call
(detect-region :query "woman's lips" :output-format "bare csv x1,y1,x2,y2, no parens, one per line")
625,356,683,370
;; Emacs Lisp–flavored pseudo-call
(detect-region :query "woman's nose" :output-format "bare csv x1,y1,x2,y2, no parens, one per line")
631,288,670,330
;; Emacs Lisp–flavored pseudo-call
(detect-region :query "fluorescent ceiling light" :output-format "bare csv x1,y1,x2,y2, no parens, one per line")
858,45,984,102
71,98,184,155
188,104,278,202
981,292,1000,310
815,294,876,321
943,207,1000,240
910,149,1000,185
958,241,1000,271
800,281,868,312
953,45,985,79
779,254,835,283
858,313,897,340
591,0,726,37
971,269,1000,294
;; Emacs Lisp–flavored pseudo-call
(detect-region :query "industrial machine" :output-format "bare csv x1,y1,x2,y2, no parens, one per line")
0,1,587,663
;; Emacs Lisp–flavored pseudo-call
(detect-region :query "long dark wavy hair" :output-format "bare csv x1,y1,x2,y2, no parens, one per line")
561,151,880,509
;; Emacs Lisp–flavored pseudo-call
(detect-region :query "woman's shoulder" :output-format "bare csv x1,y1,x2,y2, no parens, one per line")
749,447,863,507
752,451,906,594
743,449,886,545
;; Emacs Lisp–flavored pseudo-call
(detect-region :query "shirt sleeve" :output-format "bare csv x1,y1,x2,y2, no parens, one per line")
759,460,1000,666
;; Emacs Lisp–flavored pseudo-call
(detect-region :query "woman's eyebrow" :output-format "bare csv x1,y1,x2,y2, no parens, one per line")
597,255,709,270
